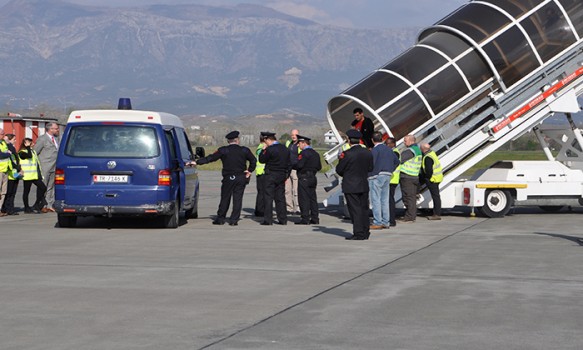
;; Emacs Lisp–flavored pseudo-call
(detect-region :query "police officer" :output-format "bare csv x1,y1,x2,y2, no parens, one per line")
293,135,322,225
195,130,256,226
258,132,290,225
254,132,268,217
336,129,374,240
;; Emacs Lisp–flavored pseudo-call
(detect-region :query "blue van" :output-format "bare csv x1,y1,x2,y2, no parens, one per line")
54,101,204,228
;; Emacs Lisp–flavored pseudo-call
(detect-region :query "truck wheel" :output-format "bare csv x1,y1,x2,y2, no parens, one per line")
58,215,77,228
480,189,513,218
162,199,179,228
539,206,564,213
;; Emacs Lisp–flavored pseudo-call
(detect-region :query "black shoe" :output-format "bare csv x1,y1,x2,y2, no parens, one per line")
229,221,238,226
254,211,264,217
295,221,309,225
275,221,287,225
346,235,366,240
389,223,396,227
212,220,225,225
260,222,272,226
24,207,34,214
309,219,319,225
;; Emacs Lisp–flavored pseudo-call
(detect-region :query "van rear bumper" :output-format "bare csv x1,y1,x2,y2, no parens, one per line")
53,200,176,216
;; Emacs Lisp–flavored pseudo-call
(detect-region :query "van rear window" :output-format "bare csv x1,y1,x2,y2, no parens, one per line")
64,125,160,158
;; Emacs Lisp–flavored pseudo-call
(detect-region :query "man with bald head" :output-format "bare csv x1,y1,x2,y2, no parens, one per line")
420,143,443,220
285,129,300,214
398,135,422,223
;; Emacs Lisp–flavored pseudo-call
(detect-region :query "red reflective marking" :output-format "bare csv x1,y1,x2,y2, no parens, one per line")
492,67,583,133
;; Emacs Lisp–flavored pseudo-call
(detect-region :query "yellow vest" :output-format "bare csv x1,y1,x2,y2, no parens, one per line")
390,148,401,184
400,145,422,177
422,150,443,183
255,144,265,176
0,141,12,174
19,149,40,181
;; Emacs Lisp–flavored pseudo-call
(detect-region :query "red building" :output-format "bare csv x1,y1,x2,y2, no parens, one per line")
1,113,60,148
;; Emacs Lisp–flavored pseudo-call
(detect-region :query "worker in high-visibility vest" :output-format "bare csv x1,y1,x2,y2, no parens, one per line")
0,128,13,216
18,137,47,214
420,143,443,221
0,133,23,216
254,132,267,217
385,137,400,227
398,134,422,223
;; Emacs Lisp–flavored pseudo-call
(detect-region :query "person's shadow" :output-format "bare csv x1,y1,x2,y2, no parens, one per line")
534,232,583,246
312,225,352,239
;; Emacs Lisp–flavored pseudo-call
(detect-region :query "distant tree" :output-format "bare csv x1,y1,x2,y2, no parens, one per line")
280,133,291,143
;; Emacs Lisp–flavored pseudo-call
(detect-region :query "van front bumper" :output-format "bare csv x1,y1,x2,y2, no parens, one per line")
53,200,176,217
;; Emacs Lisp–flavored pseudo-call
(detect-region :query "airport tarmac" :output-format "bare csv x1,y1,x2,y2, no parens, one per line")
1,171,582,349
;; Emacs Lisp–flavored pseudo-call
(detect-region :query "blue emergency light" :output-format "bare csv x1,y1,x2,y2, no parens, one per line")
118,98,132,110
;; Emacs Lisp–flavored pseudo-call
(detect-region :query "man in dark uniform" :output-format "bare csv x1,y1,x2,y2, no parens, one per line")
254,132,268,217
195,130,256,226
258,132,290,225
336,129,374,240
293,135,322,225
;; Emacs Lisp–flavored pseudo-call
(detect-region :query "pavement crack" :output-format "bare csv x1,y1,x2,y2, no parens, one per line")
197,218,487,349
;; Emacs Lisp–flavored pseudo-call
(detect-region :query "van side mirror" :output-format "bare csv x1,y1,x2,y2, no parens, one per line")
194,147,205,160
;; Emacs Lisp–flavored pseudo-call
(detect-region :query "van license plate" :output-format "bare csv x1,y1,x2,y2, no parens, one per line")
93,175,129,183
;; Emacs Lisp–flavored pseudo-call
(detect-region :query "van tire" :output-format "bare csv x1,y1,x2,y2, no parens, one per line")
163,199,180,228
479,189,513,218
58,215,77,228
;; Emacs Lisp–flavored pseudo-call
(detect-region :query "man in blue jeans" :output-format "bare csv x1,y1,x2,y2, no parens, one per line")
368,132,399,229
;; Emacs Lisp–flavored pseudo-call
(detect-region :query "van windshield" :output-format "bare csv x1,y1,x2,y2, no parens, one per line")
64,125,160,158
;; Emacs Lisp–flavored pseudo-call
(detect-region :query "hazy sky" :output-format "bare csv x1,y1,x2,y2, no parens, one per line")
0,0,468,28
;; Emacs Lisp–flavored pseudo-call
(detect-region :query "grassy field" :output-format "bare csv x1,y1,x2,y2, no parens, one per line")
195,146,548,176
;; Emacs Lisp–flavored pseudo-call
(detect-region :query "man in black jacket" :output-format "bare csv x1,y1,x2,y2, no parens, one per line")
258,132,291,225
336,129,374,240
293,135,322,225
351,108,375,148
195,130,256,226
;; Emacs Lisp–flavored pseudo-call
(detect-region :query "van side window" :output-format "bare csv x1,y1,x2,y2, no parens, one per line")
175,129,193,161
165,130,177,160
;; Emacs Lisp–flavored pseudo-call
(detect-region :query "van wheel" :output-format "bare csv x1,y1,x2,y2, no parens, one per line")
163,200,179,228
58,215,77,228
479,189,513,218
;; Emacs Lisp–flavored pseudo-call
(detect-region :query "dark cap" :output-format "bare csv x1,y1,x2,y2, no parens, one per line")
346,129,362,139
296,135,311,142
262,131,276,137
260,131,271,136
225,130,240,139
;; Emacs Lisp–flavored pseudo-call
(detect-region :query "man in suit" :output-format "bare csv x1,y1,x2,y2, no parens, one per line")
34,122,60,212
336,129,374,240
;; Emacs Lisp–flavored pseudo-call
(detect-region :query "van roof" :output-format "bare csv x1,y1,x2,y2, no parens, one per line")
66,110,184,127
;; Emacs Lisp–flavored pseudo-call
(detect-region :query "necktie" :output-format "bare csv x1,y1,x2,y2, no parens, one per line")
51,136,58,149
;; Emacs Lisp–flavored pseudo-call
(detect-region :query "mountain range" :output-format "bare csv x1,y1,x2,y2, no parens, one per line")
0,0,420,118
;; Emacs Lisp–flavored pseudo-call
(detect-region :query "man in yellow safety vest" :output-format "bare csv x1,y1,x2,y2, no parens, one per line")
420,143,443,220
398,135,422,223
386,137,400,227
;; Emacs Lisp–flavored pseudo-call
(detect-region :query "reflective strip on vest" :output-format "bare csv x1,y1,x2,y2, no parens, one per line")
422,150,443,183
400,146,422,177
390,148,401,184
0,141,12,173
19,150,39,181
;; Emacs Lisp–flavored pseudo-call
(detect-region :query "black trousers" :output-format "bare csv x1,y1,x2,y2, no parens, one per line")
424,180,441,216
400,175,419,221
254,174,266,216
345,192,370,239
1,179,19,214
216,174,247,223
22,179,47,209
389,183,397,225
263,171,287,224
298,175,318,222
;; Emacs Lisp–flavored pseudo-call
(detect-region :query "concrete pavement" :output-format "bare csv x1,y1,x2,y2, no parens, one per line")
0,171,582,349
